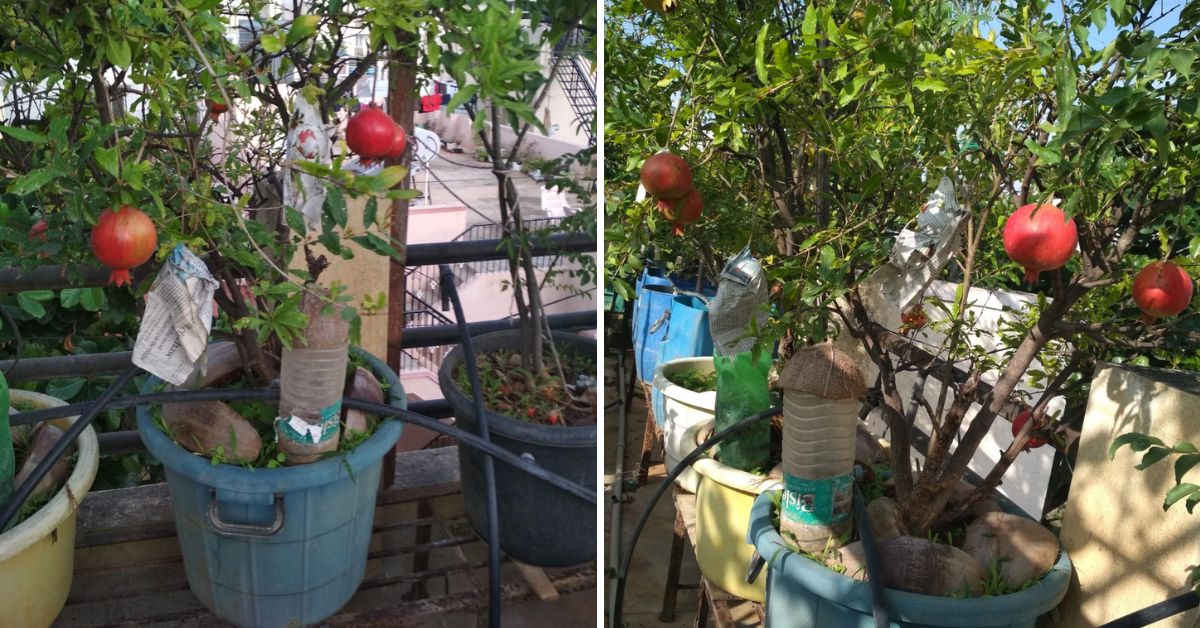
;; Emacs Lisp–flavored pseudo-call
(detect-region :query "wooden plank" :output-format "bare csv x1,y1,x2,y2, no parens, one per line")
515,561,560,601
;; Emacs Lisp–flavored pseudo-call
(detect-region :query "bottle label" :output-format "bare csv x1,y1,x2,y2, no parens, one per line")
781,472,854,526
276,401,343,444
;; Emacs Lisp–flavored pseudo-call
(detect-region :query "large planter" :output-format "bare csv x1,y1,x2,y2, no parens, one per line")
652,357,715,492
747,491,1073,627
0,390,99,628
686,419,781,602
438,330,596,568
136,348,405,628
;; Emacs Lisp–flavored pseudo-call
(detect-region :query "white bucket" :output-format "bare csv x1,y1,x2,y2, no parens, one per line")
653,357,716,492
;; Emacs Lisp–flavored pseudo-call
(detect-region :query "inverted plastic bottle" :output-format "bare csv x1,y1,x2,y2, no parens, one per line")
776,343,865,550
276,290,349,464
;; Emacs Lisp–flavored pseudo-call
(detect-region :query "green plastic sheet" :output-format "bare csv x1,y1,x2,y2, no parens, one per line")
713,350,772,473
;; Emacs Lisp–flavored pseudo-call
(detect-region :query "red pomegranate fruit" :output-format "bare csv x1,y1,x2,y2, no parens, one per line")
386,124,408,161
640,152,693,199
657,187,702,235
91,206,158,287
205,98,228,121
346,108,397,160
1002,203,1078,284
1011,410,1047,450
1132,261,1193,323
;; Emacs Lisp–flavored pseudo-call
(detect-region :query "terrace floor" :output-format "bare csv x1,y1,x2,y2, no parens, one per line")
418,150,546,227
58,446,596,627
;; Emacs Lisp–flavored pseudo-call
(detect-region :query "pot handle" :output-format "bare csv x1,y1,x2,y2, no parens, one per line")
745,550,766,584
207,490,285,537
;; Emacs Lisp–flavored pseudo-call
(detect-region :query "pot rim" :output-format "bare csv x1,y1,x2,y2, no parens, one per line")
438,329,597,446
653,357,717,410
135,347,405,494
748,490,1072,624
685,419,783,494
0,390,100,564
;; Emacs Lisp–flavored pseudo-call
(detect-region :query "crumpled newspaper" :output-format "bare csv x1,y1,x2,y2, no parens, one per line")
132,245,219,386
282,92,333,232
860,176,965,315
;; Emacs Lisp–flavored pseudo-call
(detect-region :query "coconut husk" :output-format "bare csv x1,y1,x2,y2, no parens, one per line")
865,496,906,541
778,343,865,400
14,424,72,499
163,400,263,463
962,511,1060,589
835,536,986,596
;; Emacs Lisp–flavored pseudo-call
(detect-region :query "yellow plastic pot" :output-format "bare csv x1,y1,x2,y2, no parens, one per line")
687,420,781,602
0,390,99,628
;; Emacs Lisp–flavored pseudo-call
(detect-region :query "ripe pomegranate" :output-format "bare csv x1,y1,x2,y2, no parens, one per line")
656,187,702,236
1132,261,1193,323
386,124,408,161
205,98,228,121
1011,410,1047,450
346,107,397,160
640,152,692,199
1002,203,1078,283
91,206,158,287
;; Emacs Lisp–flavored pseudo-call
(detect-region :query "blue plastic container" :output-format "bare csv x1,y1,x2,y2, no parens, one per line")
136,349,405,628
652,294,715,425
668,272,718,296
747,491,1072,628
633,284,676,384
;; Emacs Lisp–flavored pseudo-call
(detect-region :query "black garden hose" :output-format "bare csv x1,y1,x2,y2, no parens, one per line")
610,405,780,627
438,263,502,628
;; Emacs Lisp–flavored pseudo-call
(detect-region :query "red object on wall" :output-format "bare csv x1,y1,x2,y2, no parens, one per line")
420,94,441,113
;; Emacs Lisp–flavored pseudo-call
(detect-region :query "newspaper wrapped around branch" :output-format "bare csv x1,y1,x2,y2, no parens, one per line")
858,175,965,317
282,92,333,232
132,245,219,386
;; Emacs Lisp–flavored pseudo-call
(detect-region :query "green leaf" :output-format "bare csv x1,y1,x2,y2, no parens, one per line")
16,292,46,318
351,233,404,260
1164,483,1200,511
10,166,63,195
94,146,120,178
754,24,769,85
1110,432,1167,459
445,84,478,113
286,14,321,45
893,20,914,37
1024,138,1062,165
912,78,947,92
325,186,347,228
60,288,81,308
1175,454,1200,484
105,35,132,69
1168,50,1195,78
46,378,85,401
1136,446,1172,470
260,33,284,54
368,166,407,193
285,207,307,235
363,196,378,228
0,125,48,144
80,287,106,311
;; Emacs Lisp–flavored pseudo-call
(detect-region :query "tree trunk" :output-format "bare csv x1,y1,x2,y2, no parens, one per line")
385,35,417,370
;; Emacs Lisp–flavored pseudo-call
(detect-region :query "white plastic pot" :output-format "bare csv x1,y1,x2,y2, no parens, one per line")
687,419,782,603
653,357,716,492
0,390,99,628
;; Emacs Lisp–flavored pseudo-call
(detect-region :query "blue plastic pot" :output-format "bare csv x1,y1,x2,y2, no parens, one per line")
668,272,718,296
747,492,1072,628
652,294,715,425
136,349,405,628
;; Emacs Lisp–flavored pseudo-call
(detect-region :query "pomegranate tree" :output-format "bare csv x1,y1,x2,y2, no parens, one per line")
345,107,398,160
90,206,158,287
1002,203,1078,283
1132,261,1194,323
